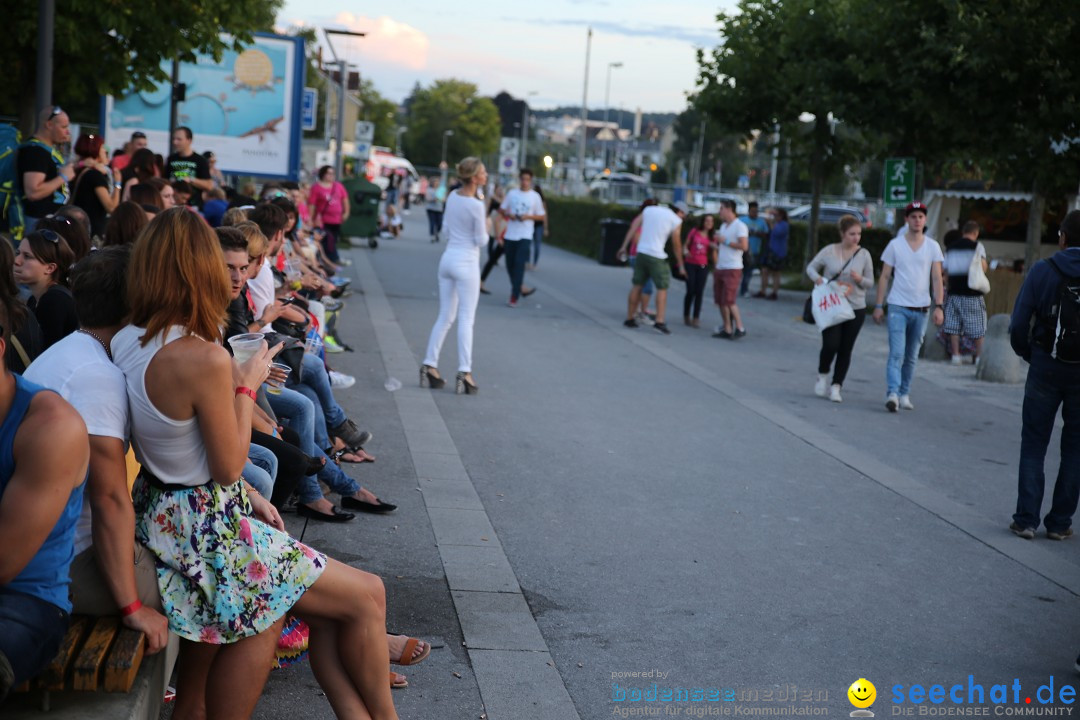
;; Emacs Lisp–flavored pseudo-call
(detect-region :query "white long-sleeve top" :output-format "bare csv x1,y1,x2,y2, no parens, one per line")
442,191,487,255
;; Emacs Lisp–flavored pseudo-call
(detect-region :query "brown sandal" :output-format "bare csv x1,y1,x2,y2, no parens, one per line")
392,636,431,666
390,671,408,689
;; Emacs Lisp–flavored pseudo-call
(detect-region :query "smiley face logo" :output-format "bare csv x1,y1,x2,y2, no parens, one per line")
848,678,876,709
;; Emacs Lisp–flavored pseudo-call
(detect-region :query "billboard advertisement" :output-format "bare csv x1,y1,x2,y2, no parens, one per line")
103,32,305,179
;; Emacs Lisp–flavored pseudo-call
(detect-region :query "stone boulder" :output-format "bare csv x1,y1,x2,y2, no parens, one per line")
976,314,1026,384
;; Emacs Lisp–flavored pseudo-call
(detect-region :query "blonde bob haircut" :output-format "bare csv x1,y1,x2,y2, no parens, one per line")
128,207,230,346
456,157,484,184
233,220,269,258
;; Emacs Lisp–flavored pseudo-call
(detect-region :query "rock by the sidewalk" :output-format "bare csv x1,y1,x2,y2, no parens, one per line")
976,314,1025,383
921,314,949,361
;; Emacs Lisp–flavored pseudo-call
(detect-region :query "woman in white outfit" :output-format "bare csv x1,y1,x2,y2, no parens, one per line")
421,157,488,394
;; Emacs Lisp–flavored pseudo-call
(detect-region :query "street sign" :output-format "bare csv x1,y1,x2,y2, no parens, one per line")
301,88,317,131
354,121,375,143
884,157,916,208
499,137,520,176
355,142,371,162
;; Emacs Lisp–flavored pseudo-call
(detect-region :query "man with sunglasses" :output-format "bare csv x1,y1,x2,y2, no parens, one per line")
16,107,75,232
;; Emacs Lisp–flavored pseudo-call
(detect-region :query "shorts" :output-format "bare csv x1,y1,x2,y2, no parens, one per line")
632,254,671,291
943,295,987,338
0,588,69,691
713,269,743,306
759,248,786,271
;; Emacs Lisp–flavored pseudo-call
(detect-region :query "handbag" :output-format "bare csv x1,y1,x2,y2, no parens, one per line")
803,248,860,325
967,242,990,294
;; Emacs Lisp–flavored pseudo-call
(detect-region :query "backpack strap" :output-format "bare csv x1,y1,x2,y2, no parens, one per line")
8,335,30,370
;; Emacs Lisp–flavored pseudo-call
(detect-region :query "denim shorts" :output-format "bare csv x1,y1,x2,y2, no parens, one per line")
0,588,69,691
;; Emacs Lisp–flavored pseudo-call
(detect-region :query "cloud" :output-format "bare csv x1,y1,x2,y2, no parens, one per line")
325,13,430,71
519,18,716,47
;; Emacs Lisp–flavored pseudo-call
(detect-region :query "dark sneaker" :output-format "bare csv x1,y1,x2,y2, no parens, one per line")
653,322,671,335
712,330,733,339
885,394,899,412
1009,522,1035,540
732,328,746,340
624,318,639,328
1047,527,1074,541
331,419,372,449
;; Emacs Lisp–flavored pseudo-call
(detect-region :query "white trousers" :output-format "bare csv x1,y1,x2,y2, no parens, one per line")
424,248,481,372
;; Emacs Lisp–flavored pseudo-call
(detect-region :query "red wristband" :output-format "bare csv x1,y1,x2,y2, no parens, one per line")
120,599,142,617
235,386,257,401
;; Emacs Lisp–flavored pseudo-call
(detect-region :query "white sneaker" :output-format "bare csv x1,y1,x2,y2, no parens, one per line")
885,394,899,412
636,312,654,327
814,374,828,397
829,384,842,403
323,336,345,354
899,395,915,410
951,355,962,366
329,370,356,389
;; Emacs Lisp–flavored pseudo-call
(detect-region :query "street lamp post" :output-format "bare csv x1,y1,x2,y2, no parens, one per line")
577,27,592,195
440,129,454,183
324,28,367,178
521,91,537,171
603,62,622,170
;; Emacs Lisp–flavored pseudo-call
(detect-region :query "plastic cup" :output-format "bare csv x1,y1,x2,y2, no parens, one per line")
304,334,323,355
265,362,292,395
228,333,265,365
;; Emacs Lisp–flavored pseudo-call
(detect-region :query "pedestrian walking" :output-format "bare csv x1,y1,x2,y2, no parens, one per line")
622,201,688,335
872,201,945,412
16,106,75,232
806,215,875,403
421,158,488,395
529,185,550,270
683,214,714,328
756,207,789,299
308,165,349,264
480,187,506,295
616,199,659,324
425,177,446,242
943,220,989,365
739,201,770,298
499,168,544,307
1007,209,1080,541
711,200,749,339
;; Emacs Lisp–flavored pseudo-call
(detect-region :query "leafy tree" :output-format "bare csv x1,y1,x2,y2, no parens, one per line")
357,79,399,150
403,80,500,167
2,1,282,132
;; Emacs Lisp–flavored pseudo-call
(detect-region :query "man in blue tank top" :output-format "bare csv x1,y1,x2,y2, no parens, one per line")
0,313,89,700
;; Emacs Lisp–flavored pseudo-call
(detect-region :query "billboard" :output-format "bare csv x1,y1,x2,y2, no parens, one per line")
103,32,305,179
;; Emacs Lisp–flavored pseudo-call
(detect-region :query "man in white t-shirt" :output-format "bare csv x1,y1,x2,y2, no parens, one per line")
500,168,546,307
23,246,169,654
872,201,945,412
622,201,687,334
711,200,749,339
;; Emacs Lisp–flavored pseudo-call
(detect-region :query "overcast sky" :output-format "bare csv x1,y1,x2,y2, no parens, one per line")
277,0,735,114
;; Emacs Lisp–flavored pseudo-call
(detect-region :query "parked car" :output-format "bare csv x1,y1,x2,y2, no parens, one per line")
787,204,869,225
698,192,749,216
588,172,651,207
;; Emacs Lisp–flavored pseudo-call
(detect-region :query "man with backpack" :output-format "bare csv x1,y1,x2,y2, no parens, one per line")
1008,209,1080,541
16,107,75,232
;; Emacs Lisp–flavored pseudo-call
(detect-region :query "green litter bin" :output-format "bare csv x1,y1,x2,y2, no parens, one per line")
340,176,382,248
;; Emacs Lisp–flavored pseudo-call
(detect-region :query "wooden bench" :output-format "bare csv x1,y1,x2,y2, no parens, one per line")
4,616,178,719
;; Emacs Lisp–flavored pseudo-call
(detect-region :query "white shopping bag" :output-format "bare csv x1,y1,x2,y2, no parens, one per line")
811,281,856,331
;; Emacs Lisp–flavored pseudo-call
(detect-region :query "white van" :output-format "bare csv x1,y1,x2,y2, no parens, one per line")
365,148,421,192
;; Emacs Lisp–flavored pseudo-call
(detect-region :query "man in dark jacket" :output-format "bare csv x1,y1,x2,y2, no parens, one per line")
1008,209,1080,540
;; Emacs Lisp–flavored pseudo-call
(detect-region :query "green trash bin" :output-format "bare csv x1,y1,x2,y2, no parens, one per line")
340,176,382,247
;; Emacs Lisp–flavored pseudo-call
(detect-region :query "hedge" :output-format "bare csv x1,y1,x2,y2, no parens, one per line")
545,197,896,272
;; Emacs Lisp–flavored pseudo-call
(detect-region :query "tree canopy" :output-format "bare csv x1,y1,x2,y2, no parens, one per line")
403,80,500,167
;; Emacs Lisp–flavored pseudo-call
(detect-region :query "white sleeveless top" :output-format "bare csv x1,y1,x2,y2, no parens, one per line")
112,325,211,486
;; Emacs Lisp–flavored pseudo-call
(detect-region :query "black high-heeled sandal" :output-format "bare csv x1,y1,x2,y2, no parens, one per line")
420,365,446,389
456,372,478,395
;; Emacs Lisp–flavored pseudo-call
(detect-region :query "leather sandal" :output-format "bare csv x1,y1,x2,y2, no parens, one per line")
390,671,408,689
391,636,431,667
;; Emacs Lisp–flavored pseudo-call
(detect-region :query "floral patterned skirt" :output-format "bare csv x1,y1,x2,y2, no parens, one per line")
132,474,326,644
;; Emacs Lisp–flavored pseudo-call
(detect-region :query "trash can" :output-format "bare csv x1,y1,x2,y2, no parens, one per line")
340,176,382,247
599,218,630,266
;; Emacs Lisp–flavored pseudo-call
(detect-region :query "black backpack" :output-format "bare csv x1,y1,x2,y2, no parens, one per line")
1041,258,1080,362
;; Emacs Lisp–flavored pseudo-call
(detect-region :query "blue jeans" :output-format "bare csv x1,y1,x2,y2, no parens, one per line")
532,223,544,264
504,238,532,301
1014,353,1080,532
886,306,928,396
426,209,443,237
0,588,68,690
266,386,359,504
289,353,347,448
245,443,278,497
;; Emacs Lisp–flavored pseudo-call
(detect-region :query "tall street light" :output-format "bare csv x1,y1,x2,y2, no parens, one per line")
577,27,593,194
324,28,367,178
440,129,454,183
603,62,623,170
521,91,537,171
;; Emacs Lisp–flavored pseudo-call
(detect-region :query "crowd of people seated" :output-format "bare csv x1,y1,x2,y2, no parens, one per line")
0,112,424,718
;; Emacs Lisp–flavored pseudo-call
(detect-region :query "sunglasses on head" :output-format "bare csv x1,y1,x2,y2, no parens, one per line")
48,106,63,120
36,229,61,245
42,214,72,226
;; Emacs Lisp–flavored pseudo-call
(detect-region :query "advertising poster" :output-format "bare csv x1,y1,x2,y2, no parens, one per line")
103,32,304,179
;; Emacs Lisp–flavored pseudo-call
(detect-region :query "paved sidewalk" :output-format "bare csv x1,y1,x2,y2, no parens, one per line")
251,213,1077,719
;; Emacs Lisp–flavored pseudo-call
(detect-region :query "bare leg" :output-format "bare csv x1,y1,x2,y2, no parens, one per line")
173,640,215,720
974,336,984,361
949,334,960,357
729,304,744,331
772,271,782,294
627,285,642,321
720,306,732,333
759,272,768,294
306,616,371,719
639,293,652,315
203,621,283,719
293,558,397,720
654,289,668,324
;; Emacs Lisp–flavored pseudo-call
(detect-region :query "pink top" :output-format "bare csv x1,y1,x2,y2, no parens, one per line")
309,182,347,225
685,228,711,266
